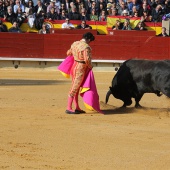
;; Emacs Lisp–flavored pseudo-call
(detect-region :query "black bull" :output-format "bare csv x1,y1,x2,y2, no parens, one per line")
106,59,170,107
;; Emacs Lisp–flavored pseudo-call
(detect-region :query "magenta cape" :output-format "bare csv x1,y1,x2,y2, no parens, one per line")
58,56,103,114
57,56,74,78
80,69,103,113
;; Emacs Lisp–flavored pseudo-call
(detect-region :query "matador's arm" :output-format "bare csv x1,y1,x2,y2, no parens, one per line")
83,47,93,69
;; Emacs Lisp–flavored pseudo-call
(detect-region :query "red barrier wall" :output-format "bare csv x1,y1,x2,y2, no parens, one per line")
0,31,170,60
0,33,44,58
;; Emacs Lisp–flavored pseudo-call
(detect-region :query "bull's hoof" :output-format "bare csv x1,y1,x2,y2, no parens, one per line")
157,92,163,97
121,104,127,108
125,101,132,106
135,104,142,108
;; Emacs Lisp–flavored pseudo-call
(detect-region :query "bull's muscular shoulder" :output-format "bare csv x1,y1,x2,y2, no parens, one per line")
125,58,170,87
120,58,170,74
153,60,170,80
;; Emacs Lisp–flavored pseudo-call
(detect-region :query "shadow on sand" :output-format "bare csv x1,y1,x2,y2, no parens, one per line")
102,107,136,115
101,101,170,115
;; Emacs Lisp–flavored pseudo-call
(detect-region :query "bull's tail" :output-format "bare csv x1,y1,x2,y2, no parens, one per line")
105,89,112,104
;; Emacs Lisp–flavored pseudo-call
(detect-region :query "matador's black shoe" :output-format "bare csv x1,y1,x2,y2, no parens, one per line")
75,109,86,114
65,110,81,114
65,110,76,114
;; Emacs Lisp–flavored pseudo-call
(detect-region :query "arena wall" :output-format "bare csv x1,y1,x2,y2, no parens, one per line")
0,31,169,71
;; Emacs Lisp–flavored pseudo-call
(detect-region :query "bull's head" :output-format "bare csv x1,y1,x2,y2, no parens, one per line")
105,86,132,107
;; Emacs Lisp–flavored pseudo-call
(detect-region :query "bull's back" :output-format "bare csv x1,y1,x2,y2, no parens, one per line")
126,59,170,96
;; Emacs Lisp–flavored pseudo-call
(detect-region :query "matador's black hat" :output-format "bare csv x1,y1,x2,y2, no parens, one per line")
83,32,95,42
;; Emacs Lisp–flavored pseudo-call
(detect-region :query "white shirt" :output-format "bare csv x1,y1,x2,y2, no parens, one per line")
13,4,25,13
55,1,61,9
37,6,43,14
62,22,75,29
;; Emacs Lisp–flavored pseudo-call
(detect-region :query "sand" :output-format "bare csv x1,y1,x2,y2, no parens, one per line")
0,69,170,170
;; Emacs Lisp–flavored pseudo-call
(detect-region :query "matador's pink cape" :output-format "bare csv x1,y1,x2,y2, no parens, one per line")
58,56,74,78
58,56,103,114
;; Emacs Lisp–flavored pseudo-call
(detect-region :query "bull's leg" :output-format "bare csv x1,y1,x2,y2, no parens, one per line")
135,94,143,108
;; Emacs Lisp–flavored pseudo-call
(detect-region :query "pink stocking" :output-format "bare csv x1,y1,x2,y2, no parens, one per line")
67,96,74,112
73,93,81,110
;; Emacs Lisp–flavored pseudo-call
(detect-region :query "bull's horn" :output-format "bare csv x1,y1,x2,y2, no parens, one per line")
105,90,112,104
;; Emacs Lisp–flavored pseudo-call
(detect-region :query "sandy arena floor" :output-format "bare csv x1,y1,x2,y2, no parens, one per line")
0,69,170,170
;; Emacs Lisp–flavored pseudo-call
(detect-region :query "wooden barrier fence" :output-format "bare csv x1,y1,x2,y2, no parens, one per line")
0,30,170,61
